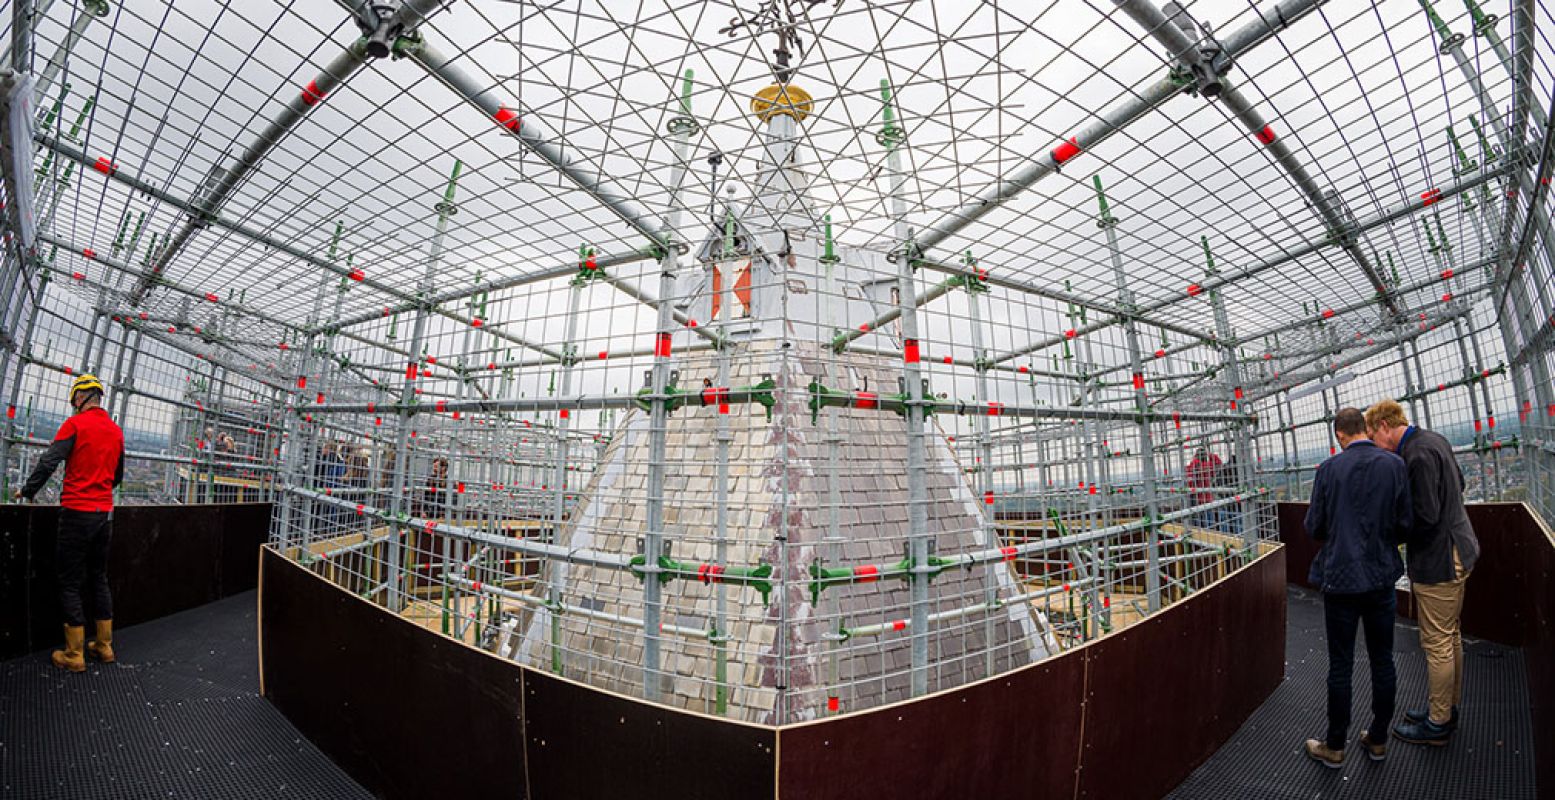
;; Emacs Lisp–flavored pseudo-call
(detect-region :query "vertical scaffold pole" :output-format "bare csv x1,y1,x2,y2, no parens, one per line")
1396,320,1419,424
1464,194,1514,498
716,204,738,714
961,249,1001,668
0,271,46,497
642,70,694,703
1407,337,1434,430
387,161,460,613
879,79,932,697
10,0,32,73
1204,237,1256,553
1096,176,1160,611
279,223,341,551
1426,218,1493,497
547,256,586,673
436,283,479,635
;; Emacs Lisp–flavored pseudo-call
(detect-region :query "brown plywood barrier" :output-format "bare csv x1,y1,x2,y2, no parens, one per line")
1276,502,1319,589
262,543,1284,799
1455,503,1538,646
260,547,529,799
1519,509,1555,800
776,547,1286,800
776,651,1085,799
0,502,270,659
1074,547,1285,800
523,668,776,800
259,548,776,800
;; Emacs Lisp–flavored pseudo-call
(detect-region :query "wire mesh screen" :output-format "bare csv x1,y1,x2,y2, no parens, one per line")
0,0,1552,723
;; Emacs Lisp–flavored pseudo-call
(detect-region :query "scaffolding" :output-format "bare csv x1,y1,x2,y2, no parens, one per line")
0,0,1552,724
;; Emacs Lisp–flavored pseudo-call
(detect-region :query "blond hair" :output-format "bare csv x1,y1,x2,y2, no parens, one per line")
1364,399,1409,430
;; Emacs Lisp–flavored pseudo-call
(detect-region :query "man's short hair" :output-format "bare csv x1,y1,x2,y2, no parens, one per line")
1364,399,1409,431
1334,407,1366,437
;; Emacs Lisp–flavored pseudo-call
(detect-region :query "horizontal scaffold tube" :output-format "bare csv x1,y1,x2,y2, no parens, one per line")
445,576,710,639
806,492,1267,600
938,489,1268,572
296,383,776,416
297,382,1255,427
288,486,633,571
806,381,1255,425
841,577,1099,640
6,436,278,472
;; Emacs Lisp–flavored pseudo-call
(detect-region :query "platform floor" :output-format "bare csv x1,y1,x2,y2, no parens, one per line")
0,592,369,799
0,586,1537,799
1168,586,1537,799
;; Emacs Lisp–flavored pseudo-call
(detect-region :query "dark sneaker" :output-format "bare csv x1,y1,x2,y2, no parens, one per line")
1404,705,1458,730
1393,718,1452,746
1358,730,1387,762
1304,739,1344,769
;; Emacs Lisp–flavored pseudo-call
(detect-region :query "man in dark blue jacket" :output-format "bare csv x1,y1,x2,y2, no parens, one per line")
1301,407,1412,768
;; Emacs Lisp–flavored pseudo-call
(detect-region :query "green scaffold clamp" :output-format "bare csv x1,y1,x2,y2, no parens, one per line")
946,251,989,293
628,555,775,604
573,246,605,286
806,552,957,604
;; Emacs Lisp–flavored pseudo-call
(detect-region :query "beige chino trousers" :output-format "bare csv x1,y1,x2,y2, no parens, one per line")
1412,549,1468,724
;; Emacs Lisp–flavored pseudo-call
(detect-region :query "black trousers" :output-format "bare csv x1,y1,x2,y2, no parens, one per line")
57,509,113,627
1324,586,1397,749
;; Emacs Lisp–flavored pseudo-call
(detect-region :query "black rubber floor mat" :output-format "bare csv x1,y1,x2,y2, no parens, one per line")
0,592,371,799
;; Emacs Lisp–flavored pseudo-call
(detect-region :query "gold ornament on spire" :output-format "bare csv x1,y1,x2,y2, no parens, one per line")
751,83,813,123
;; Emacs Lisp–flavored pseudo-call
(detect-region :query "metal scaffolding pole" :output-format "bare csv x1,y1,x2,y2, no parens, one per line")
128,0,445,305
869,79,934,698
1203,238,1256,551
544,260,586,675
640,73,694,704
714,200,737,715
10,0,32,73
961,250,1002,668
0,272,46,496
386,160,462,613
37,136,535,352
1095,176,1161,611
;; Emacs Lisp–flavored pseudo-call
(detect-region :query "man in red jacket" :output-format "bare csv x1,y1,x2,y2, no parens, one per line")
18,374,126,672
1185,446,1223,531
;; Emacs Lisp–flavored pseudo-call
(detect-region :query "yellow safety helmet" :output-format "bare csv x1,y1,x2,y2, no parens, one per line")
69,374,106,404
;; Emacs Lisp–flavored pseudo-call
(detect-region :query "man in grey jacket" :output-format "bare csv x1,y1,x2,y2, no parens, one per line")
1365,399,1480,746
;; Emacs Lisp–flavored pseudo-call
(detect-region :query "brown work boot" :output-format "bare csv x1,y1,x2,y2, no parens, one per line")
1304,738,1343,769
51,625,86,673
86,619,115,663
1358,730,1386,762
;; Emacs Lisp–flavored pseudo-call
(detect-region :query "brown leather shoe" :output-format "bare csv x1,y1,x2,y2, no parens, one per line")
51,625,86,673
86,619,115,663
1359,729,1386,762
1304,738,1343,769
